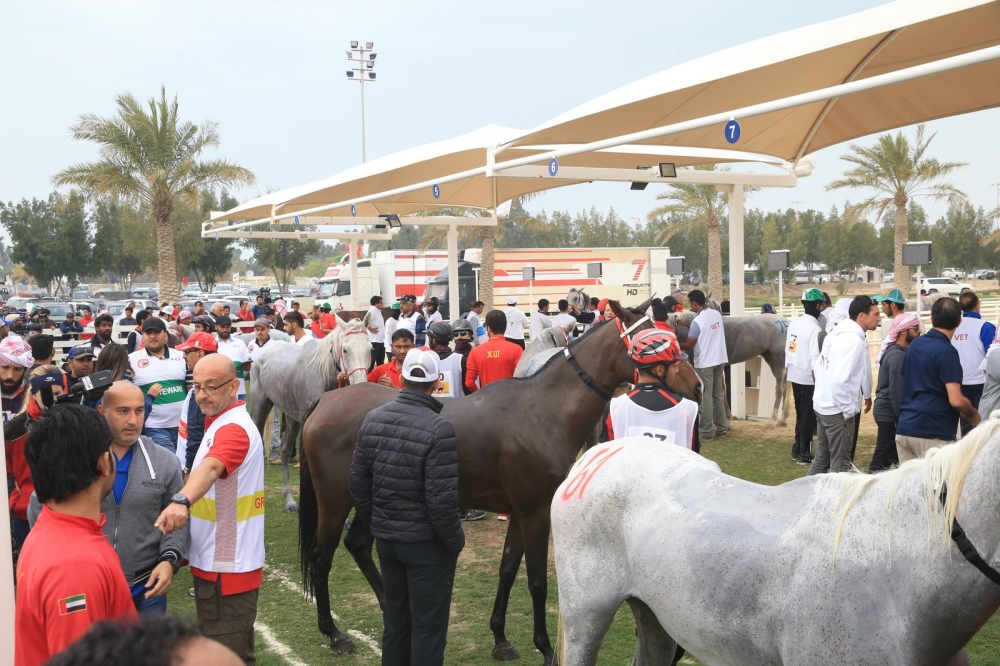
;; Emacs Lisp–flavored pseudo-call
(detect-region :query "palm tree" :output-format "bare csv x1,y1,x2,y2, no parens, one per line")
826,124,965,291
647,165,751,298
53,87,255,302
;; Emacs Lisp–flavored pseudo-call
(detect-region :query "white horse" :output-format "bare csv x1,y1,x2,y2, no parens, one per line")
515,323,574,378
553,427,1000,666
249,317,371,512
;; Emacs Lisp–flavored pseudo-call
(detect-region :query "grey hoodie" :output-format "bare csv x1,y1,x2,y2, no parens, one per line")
29,435,188,587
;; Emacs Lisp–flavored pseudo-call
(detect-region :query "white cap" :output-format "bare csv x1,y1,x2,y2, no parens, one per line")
507,296,517,305
401,348,440,384
161,305,175,316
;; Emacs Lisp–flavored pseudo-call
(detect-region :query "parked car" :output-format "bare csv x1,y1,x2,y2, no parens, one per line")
920,277,973,295
974,269,996,280
131,287,158,300
4,297,37,313
883,272,894,282
180,288,205,299
289,286,312,298
941,267,964,279
212,283,234,294
67,300,98,315
811,273,831,284
793,271,810,285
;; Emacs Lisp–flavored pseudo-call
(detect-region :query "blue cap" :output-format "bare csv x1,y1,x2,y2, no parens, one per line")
873,288,905,305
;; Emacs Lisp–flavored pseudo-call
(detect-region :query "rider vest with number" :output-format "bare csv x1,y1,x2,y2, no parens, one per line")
432,352,465,398
952,315,987,385
128,347,187,429
602,384,698,450
188,405,265,574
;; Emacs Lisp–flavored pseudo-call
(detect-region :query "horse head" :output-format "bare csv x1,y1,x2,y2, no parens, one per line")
337,318,372,385
567,288,590,311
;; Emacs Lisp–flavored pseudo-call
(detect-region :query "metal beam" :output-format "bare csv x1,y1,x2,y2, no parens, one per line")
206,231,395,240
727,184,747,419
203,215,497,237
493,165,798,187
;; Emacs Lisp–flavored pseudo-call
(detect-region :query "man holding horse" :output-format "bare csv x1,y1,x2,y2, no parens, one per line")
680,289,729,441
599,329,698,451
350,348,463,666
368,329,414,389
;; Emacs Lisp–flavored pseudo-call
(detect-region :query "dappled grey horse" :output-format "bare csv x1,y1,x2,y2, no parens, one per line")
515,324,573,378
669,312,789,425
249,316,371,512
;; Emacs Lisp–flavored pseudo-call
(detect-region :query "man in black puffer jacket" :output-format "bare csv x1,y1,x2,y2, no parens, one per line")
349,348,463,666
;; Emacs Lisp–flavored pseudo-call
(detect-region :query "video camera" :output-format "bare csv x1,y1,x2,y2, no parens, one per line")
259,286,272,305
11,321,42,336
52,370,115,406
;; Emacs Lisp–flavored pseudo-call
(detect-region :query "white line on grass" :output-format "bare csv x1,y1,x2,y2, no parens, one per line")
264,565,382,656
256,621,309,666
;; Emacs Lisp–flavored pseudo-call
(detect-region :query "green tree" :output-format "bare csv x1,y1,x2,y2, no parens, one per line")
52,87,255,303
930,203,992,276
91,200,144,289
827,123,966,291
243,233,322,291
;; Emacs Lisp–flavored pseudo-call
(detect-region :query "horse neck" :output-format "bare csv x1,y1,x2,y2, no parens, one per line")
309,331,340,389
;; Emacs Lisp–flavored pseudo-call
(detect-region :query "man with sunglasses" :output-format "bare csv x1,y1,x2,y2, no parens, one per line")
155,353,265,665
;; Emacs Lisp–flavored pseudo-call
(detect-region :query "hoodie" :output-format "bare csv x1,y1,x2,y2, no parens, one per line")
813,318,871,418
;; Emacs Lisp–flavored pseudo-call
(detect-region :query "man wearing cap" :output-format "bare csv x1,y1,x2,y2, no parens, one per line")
129,317,188,453
59,311,84,337
214,316,250,401
78,305,95,341
952,291,995,435
0,337,33,421
869,313,920,473
873,288,908,339
784,289,825,464
63,344,96,404
503,297,529,349
396,295,426,347
175,332,217,475
423,297,443,325
283,311,315,347
350,347,463,666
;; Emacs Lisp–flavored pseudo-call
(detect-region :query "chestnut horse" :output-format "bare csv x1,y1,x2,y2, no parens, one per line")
296,300,702,664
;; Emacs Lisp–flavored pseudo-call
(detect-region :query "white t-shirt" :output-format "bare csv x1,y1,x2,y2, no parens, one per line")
294,332,318,347
383,316,398,348
529,311,552,341
785,315,822,386
551,312,577,335
425,310,443,325
367,305,384,343
216,336,250,396
504,306,529,341
689,308,728,369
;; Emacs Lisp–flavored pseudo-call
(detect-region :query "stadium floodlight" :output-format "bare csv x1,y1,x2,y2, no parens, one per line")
350,40,358,48
658,163,677,178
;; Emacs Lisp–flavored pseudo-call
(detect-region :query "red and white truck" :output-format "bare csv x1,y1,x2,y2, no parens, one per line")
316,250,450,311
423,247,674,318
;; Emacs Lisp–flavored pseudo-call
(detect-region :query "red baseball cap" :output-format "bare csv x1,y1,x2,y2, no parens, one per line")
175,331,218,352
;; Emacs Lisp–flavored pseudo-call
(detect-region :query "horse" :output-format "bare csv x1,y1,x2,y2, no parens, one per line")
552,428,1000,666
670,312,790,425
249,316,371,512
296,299,703,663
566,288,590,313
514,323,573,378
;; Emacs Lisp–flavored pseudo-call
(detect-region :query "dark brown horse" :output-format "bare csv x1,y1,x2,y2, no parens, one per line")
297,301,703,664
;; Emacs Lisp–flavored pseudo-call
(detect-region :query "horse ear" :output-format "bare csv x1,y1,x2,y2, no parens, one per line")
609,300,630,322
635,296,654,312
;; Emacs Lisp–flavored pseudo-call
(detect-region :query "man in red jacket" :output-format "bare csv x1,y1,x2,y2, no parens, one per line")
464,310,523,394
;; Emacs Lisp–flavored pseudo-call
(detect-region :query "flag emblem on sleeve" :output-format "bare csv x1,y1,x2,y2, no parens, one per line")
58,594,87,615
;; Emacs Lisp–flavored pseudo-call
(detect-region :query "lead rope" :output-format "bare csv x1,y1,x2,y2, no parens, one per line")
940,483,1000,586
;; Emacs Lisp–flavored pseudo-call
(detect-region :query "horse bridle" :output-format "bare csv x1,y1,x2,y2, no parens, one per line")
940,483,1000,586
337,327,370,380
563,315,652,403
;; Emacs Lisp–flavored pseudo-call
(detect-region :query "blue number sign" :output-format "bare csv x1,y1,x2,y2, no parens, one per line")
548,158,559,177
725,119,741,144
350,204,357,217
294,215,300,227
432,184,441,199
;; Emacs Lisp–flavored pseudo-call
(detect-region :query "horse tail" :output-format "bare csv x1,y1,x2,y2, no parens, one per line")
297,395,323,597
556,611,565,666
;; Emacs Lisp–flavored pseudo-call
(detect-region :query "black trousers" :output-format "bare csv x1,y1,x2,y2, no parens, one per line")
851,411,861,462
791,383,816,459
376,539,457,666
370,342,385,373
869,420,899,473
504,337,525,349
960,383,984,436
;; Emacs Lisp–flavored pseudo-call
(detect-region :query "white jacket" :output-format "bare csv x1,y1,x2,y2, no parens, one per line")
812,319,871,418
784,314,821,385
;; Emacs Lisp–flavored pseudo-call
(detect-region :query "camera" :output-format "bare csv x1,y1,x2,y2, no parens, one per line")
56,369,115,404
259,286,271,305
11,321,42,336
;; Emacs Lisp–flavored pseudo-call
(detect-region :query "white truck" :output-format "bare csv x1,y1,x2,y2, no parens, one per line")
423,247,674,318
316,250,451,311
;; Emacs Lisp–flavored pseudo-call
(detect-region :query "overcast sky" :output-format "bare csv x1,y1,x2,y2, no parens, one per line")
3,0,998,238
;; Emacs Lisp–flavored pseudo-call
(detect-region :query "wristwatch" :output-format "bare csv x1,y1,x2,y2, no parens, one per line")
159,550,181,573
170,493,191,509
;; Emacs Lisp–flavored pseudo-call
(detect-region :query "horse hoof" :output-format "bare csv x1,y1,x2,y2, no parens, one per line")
330,635,355,655
285,503,299,514
492,641,519,661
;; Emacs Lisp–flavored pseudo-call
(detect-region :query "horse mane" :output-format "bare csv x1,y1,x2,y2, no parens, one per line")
831,417,1000,563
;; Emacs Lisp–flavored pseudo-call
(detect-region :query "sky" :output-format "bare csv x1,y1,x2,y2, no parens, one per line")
2,0,999,242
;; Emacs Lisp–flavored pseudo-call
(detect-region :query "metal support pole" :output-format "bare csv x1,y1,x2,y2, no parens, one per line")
447,226,459,319
348,236,358,310
728,184,747,418
778,270,784,318
1,423,13,664
360,72,366,163
916,264,923,321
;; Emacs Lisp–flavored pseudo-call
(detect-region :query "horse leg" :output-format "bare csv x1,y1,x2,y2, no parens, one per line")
491,518,525,661
281,419,301,513
343,514,384,609
764,353,788,427
522,510,557,666
626,597,681,666
557,581,620,666
312,501,355,654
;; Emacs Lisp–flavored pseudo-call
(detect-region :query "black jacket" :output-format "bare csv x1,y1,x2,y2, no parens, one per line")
349,388,464,555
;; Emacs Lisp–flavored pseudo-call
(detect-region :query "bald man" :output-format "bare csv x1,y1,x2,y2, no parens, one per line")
29,381,188,615
155,354,265,664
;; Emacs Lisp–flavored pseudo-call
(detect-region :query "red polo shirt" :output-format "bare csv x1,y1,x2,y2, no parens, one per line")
15,507,137,666
310,313,339,339
368,361,403,388
465,336,523,393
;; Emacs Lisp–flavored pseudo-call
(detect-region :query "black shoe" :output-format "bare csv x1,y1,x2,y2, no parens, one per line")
795,456,813,465
461,510,487,522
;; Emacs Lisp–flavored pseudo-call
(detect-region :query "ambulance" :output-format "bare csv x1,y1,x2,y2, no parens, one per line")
316,250,450,311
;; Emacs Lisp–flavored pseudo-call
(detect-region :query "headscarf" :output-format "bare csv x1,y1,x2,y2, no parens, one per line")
825,298,852,333
876,313,919,364
0,337,34,368
273,298,288,317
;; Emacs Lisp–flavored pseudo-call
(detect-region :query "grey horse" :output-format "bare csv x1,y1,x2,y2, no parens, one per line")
670,312,790,425
249,317,371,512
566,288,590,312
514,324,574,378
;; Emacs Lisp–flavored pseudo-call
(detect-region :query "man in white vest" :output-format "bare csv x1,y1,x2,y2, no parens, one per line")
952,291,995,435
679,290,729,440
427,321,465,399
784,288,825,464
129,317,188,453
155,353,265,665
214,315,250,401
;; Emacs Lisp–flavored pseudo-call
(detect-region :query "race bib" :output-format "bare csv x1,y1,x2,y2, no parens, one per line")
626,425,677,445
434,369,453,396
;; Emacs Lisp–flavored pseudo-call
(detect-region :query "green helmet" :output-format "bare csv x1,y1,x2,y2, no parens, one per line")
801,288,825,302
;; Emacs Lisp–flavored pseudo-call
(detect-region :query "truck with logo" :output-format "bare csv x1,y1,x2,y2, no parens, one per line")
316,250,450,311
422,247,673,318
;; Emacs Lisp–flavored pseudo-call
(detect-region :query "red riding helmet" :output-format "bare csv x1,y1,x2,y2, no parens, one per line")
629,329,683,366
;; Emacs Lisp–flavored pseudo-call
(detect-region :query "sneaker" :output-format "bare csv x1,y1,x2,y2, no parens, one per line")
715,429,731,437
462,510,487,522
795,456,813,465
188,587,195,597
497,513,509,521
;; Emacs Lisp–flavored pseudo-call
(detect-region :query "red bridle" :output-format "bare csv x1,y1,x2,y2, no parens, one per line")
338,327,371,380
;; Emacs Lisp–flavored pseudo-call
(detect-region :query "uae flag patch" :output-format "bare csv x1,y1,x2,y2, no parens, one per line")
58,594,87,615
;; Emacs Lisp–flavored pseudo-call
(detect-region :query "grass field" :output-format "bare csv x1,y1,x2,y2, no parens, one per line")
166,417,1000,665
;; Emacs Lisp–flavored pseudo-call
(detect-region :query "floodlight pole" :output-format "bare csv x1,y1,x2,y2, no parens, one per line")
346,42,376,163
